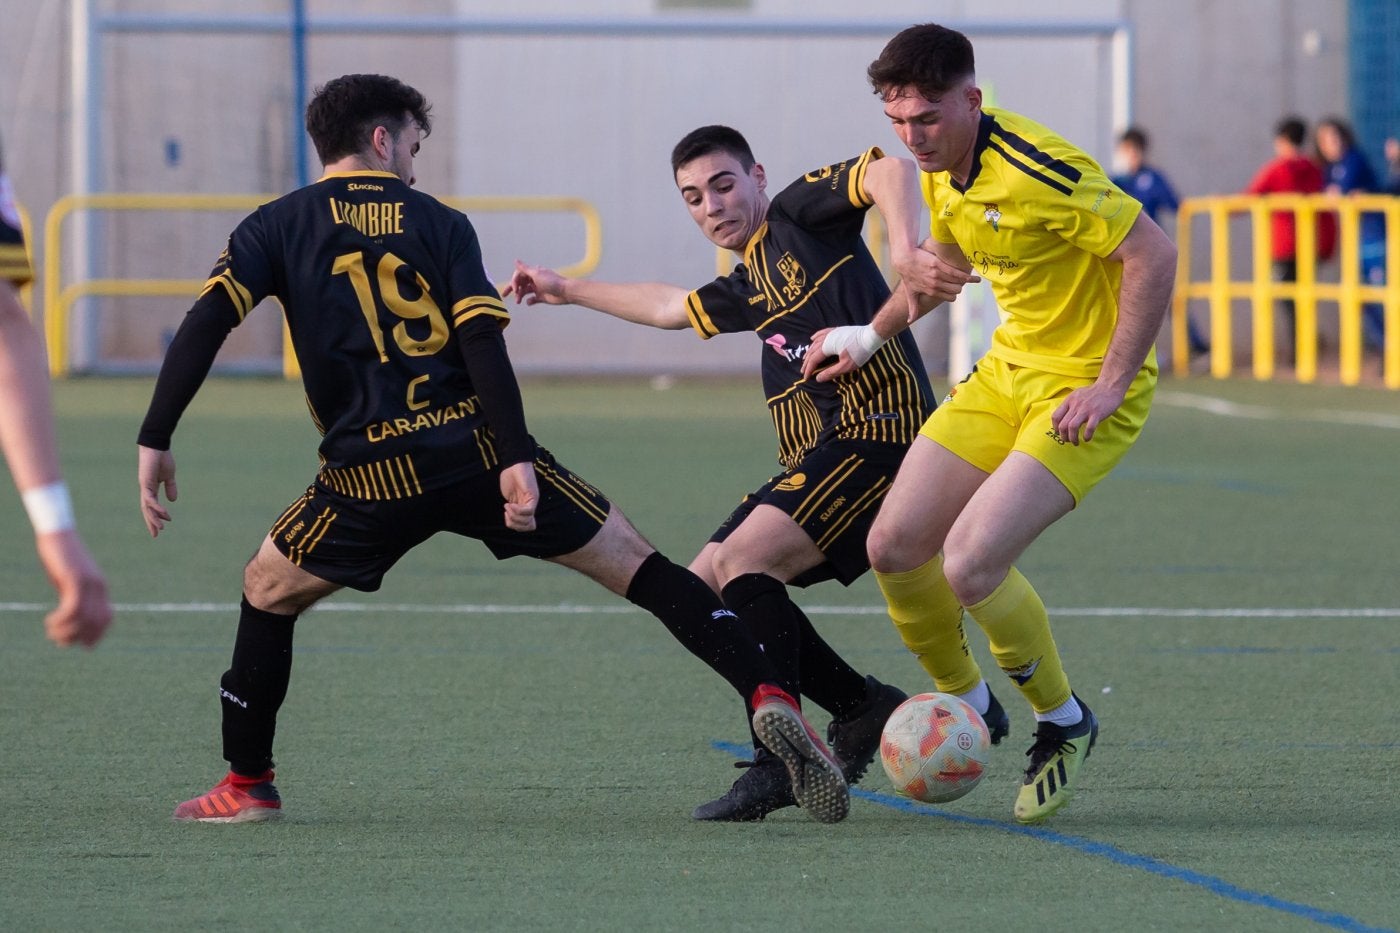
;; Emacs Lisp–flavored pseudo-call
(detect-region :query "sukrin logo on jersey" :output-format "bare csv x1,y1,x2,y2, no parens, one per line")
984,203,1002,231
776,252,806,300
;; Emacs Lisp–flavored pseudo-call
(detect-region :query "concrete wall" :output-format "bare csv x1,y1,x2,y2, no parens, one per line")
0,0,1351,374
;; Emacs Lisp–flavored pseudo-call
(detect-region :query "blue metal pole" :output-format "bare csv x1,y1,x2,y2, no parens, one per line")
291,0,309,188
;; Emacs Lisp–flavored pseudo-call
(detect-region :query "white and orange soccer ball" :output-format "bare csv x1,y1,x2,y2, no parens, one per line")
879,692,991,803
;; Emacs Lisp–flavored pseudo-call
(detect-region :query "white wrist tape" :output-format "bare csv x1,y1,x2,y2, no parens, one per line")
22,482,75,534
820,324,886,368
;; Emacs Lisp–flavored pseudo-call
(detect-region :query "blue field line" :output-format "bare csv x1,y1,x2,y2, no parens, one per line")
711,740,1396,933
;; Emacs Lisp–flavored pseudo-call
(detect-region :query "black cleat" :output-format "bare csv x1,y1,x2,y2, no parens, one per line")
692,750,796,822
983,687,1011,745
826,675,908,785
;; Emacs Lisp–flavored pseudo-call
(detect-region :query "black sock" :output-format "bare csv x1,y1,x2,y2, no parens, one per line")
625,553,776,704
221,596,297,776
720,573,802,697
792,606,869,718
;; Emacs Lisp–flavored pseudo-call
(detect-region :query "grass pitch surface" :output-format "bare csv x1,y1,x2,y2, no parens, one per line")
1,375,1398,932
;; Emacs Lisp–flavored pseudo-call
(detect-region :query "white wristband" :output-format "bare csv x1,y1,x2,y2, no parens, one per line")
820,324,887,368
22,482,75,534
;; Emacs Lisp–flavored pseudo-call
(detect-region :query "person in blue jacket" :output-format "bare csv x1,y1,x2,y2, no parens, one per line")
1111,127,1205,354
1316,117,1385,350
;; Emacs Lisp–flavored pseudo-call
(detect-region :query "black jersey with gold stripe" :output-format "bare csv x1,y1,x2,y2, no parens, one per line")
0,172,31,285
684,150,934,469
205,170,511,493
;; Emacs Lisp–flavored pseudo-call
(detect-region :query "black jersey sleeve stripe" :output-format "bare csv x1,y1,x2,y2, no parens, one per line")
201,271,254,320
848,148,881,209
989,125,1082,183
451,296,510,327
685,291,719,339
987,140,1074,196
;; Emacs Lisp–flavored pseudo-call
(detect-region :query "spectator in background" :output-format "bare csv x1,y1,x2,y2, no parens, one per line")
1386,137,1400,194
1316,116,1385,350
1111,127,1206,354
1244,116,1335,365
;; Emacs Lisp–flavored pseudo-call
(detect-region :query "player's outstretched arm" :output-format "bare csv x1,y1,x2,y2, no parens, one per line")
1051,213,1176,445
862,155,968,318
803,239,977,383
138,445,178,538
504,260,691,330
0,281,67,495
36,530,112,647
0,281,113,646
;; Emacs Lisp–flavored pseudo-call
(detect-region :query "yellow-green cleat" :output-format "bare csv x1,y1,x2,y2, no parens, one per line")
1013,696,1098,824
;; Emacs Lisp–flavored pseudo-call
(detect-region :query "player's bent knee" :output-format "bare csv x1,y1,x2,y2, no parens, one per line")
866,518,915,574
710,540,761,588
939,550,1001,607
242,541,335,615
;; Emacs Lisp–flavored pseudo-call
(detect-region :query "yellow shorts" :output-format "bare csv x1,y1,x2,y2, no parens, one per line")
920,355,1156,504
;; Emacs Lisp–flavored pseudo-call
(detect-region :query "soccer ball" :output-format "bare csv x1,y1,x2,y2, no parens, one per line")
879,692,991,803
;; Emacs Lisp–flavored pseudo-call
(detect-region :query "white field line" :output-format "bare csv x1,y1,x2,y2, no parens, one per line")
1,601,1399,619
1156,389,1400,431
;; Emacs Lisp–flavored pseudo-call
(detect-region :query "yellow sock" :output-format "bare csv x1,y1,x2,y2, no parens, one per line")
965,567,1071,715
874,554,982,694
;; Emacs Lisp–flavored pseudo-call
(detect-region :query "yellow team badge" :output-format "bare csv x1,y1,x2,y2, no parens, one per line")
984,203,1002,231
776,252,806,301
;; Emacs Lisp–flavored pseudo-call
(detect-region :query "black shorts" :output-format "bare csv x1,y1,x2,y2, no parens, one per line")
708,440,908,588
267,445,611,592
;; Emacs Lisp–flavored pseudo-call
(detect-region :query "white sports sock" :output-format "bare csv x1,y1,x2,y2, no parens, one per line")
1035,694,1083,727
955,680,991,716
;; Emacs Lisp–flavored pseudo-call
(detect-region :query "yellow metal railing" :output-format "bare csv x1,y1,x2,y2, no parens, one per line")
1174,193,1400,388
42,193,602,377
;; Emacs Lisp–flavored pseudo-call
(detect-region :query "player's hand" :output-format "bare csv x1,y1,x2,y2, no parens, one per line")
891,242,980,321
499,460,539,532
35,530,112,648
503,261,569,307
138,444,178,538
801,325,882,383
1050,380,1128,446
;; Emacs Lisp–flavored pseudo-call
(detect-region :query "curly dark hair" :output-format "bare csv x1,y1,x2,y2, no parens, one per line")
670,125,756,177
305,74,432,165
867,24,976,100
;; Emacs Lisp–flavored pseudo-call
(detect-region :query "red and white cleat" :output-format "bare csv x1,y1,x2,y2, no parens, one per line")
750,685,850,824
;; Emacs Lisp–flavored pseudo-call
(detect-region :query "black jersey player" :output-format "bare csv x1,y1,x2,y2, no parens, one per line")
138,76,848,824
507,125,1011,821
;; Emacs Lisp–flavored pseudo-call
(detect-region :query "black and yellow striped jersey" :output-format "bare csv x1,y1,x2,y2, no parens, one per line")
0,172,30,285
684,149,934,469
203,170,512,494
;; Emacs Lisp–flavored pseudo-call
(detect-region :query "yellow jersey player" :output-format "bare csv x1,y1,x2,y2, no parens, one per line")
507,126,994,821
140,75,848,825
805,24,1176,822
0,137,111,648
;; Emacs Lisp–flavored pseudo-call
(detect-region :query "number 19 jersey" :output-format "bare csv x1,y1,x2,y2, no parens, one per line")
205,170,511,496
